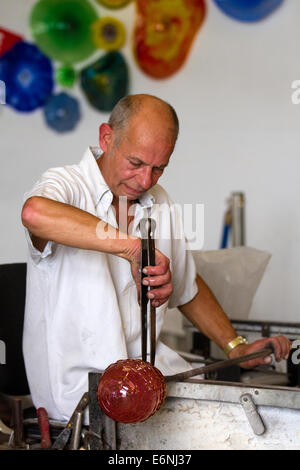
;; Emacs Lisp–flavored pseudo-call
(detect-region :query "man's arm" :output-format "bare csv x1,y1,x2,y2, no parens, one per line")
21,196,172,307
178,274,291,368
22,196,135,257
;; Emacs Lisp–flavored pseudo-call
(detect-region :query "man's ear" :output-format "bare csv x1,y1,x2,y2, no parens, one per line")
99,123,113,152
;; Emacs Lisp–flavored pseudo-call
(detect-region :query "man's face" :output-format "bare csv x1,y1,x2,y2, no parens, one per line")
99,113,176,200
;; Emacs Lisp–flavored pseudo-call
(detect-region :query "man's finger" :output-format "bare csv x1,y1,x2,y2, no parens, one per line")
147,282,173,301
142,271,171,287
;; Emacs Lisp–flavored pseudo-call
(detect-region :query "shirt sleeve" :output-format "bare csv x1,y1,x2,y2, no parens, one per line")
167,202,198,309
23,168,75,262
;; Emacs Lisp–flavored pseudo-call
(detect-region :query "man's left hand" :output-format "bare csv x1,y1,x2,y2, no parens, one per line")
228,335,291,369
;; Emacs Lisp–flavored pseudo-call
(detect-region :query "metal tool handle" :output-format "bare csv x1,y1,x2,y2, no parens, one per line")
37,407,51,449
140,218,156,365
11,398,24,447
51,392,88,450
165,348,273,382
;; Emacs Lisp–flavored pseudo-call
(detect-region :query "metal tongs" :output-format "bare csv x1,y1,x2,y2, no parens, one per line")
140,218,156,366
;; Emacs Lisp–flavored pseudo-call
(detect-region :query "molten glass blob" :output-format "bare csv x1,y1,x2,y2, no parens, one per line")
97,359,166,423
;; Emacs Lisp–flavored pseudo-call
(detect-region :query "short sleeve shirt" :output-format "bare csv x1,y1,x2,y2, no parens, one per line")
23,147,198,422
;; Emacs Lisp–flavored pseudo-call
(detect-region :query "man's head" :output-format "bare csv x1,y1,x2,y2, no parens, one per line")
98,94,179,200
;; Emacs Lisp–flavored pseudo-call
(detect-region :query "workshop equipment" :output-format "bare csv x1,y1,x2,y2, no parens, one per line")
93,347,272,438
37,407,51,449
51,392,88,450
220,192,245,248
165,348,272,382
89,365,300,450
140,218,156,365
11,398,25,448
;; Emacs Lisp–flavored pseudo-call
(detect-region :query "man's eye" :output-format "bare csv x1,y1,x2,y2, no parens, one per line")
130,161,140,167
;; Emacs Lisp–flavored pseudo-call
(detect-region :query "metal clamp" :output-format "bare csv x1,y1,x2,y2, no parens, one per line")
240,393,265,436
140,218,156,365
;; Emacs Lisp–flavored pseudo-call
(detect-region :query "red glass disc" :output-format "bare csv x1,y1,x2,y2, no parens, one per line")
0,27,23,58
97,359,166,423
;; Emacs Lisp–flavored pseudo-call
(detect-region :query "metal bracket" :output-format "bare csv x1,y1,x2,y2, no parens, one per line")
240,393,265,435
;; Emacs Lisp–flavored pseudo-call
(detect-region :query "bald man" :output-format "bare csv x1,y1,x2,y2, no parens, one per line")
22,94,290,422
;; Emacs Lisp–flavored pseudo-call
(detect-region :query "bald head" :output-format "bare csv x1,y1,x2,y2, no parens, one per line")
108,94,179,146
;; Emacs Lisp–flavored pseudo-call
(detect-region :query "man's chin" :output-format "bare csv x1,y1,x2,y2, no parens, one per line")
122,183,143,198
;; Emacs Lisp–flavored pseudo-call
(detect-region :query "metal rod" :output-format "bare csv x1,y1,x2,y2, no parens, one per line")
231,192,245,246
69,411,83,450
165,348,273,382
148,220,156,366
11,398,24,447
140,235,149,362
140,218,156,365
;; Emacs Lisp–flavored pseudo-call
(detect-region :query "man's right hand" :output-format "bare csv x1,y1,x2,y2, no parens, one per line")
126,239,173,308
22,197,173,307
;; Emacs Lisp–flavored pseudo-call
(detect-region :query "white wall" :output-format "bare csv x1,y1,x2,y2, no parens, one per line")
1,0,299,323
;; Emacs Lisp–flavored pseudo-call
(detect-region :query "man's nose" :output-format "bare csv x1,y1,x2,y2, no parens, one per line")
137,167,152,190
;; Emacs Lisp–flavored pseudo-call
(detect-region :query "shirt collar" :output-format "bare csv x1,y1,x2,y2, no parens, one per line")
79,146,155,212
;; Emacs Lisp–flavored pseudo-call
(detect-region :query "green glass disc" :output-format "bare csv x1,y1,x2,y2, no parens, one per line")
30,0,99,64
56,65,77,87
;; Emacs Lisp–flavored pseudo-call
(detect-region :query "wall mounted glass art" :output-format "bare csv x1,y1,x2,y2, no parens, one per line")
55,65,77,88
30,0,98,64
43,92,81,132
80,51,129,111
213,0,284,22
92,17,126,51
95,0,132,9
133,0,206,79
0,27,23,58
0,41,54,112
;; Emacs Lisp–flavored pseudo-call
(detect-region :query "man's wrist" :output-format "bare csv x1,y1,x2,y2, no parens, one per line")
223,335,248,357
117,236,140,262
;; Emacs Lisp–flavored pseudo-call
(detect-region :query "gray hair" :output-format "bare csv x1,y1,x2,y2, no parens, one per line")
108,94,179,144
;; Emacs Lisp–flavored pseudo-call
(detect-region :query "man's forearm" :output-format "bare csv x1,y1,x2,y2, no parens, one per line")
21,196,138,260
178,274,237,352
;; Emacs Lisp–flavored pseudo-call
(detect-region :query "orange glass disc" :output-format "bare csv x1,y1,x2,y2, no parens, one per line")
133,0,206,79
97,359,166,423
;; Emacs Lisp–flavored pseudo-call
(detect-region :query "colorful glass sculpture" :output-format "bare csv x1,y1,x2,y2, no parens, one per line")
133,0,206,79
0,27,23,58
97,359,166,423
56,65,77,88
80,51,129,111
43,92,81,133
30,0,98,64
0,41,54,112
95,0,132,9
92,17,126,51
213,0,284,22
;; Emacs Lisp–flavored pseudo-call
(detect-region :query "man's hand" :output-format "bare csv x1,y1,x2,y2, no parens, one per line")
126,239,173,308
228,335,291,369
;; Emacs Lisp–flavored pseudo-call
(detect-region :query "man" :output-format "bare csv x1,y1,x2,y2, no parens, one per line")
22,94,290,422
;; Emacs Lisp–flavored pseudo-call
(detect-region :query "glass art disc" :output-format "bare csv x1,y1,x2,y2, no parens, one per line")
92,17,126,51
213,0,284,22
55,65,77,88
95,0,132,9
0,41,54,112
30,0,99,64
0,27,23,58
80,51,129,111
133,0,206,79
43,92,81,132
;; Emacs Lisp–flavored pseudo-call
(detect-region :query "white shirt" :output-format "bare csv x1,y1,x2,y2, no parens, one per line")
23,147,198,422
